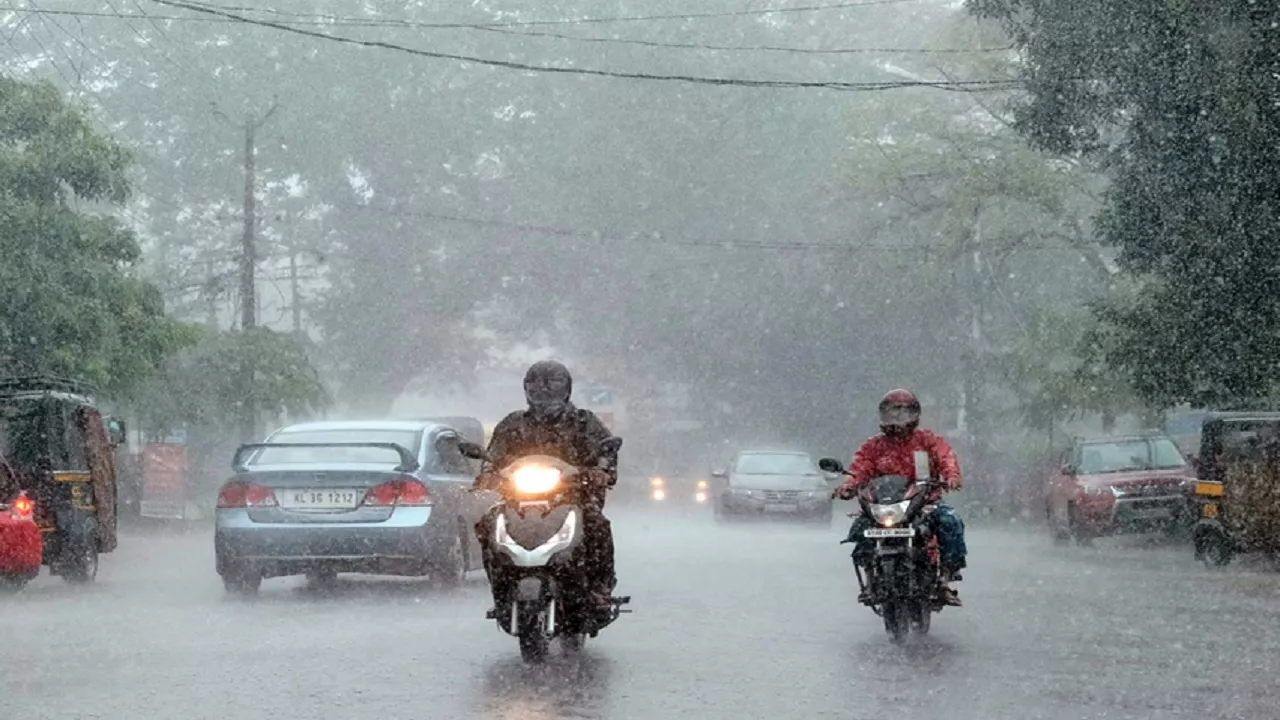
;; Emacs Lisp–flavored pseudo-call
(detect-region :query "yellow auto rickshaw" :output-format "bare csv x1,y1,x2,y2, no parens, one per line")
1191,412,1280,568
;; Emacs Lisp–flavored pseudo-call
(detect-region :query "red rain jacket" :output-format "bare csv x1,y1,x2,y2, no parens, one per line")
836,429,963,499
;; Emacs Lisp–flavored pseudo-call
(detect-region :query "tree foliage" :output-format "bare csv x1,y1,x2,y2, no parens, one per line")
136,327,329,435
0,75,188,395
969,0,1280,407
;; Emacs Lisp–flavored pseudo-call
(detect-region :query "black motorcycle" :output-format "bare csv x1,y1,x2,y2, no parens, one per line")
463,438,630,663
820,458,947,643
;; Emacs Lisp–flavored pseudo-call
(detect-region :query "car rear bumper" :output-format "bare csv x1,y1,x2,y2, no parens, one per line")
0,519,43,575
214,507,456,577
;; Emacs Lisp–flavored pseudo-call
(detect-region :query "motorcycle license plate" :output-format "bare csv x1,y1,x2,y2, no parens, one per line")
864,527,914,538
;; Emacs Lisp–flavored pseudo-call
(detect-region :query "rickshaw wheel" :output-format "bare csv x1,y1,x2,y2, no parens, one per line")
62,545,99,584
1200,535,1233,568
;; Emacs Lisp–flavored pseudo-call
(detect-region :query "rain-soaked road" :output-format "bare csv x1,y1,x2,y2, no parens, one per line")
3,508,1279,720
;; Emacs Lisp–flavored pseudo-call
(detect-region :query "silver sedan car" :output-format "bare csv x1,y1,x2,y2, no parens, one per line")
214,420,484,595
713,450,835,524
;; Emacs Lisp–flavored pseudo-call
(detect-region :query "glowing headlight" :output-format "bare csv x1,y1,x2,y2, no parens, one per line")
870,501,910,527
652,488,667,501
694,491,708,503
650,476,665,488
511,465,562,495
696,480,708,490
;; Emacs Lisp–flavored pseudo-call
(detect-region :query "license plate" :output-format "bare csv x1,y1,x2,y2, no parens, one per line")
279,488,361,510
865,527,915,538
764,503,798,513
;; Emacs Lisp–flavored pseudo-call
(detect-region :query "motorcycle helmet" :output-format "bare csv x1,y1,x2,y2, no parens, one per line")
524,360,573,421
879,388,920,438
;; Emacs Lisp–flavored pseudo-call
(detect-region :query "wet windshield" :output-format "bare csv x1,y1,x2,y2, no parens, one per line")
1079,438,1186,474
733,453,818,476
251,430,421,465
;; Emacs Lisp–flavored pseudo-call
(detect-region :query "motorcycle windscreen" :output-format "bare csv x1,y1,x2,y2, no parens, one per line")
866,475,912,504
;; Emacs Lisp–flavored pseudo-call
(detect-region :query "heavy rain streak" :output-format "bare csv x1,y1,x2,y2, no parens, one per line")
2,1,1279,719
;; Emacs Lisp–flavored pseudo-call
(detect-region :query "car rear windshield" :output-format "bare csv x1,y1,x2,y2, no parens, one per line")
1078,438,1186,474
251,429,422,465
733,453,817,476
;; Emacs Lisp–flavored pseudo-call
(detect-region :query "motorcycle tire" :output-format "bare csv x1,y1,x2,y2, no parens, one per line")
517,601,550,663
911,601,931,635
882,601,911,644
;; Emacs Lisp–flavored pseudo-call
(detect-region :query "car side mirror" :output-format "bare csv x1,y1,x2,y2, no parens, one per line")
458,441,487,461
710,469,727,479
105,417,127,447
1060,463,1077,476
818,457,846,475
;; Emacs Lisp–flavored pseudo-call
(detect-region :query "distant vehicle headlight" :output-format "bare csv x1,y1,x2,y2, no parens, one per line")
694,490,708,503
696,479,708,490
650,476,665,488
652,488,667,501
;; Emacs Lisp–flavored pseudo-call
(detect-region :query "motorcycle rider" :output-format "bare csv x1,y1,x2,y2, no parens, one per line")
833,389,968,606
473,360,619,614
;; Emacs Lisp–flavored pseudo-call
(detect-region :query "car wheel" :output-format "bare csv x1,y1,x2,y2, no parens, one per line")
0,575,31,593
432,529,467,588
223,567,262,596
306,569,338,587
1068,504,1093,547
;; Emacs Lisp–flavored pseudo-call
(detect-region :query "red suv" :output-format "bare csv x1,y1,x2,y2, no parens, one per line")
1046,433,1194,544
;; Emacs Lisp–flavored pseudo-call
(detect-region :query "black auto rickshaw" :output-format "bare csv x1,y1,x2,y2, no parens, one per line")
1190,412,1280,568
0,377,127,582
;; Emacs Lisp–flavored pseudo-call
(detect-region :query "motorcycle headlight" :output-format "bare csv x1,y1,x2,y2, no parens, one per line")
694,490,708,503
511,465,562,495
870,501,910,527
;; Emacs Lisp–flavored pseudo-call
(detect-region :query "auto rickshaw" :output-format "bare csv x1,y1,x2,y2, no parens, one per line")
0,377,126,583
1190,412,1280,568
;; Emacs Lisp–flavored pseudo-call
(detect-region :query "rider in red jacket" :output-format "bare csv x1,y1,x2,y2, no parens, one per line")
834,389,968,606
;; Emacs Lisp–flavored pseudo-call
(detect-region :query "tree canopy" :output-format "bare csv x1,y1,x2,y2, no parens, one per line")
0,75,188,395
969,0,1280,408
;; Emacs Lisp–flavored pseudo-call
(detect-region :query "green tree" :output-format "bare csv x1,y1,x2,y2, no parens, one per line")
0,75,188,394
969,0,1280,408
136,327,329,435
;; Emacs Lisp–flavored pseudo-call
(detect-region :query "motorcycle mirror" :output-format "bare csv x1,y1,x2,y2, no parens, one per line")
458,441,487,461
818,457,846,474
710,468,728,479
1060,463,1078,476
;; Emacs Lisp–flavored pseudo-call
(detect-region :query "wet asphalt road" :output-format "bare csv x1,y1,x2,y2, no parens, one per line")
3,507,1279,720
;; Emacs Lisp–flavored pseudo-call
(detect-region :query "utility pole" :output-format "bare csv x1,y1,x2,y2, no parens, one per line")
214,98,279,443
287,237,303,337
203,258,218,330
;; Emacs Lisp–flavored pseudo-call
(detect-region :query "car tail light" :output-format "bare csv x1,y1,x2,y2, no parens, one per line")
11,491,33,519
362,477,432,507
216,480,278,508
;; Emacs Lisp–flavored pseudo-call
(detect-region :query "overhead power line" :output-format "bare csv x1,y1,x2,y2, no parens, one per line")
476,26,1016,56
2,5,1014,56
144,0,1017,93
176,0,916,28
